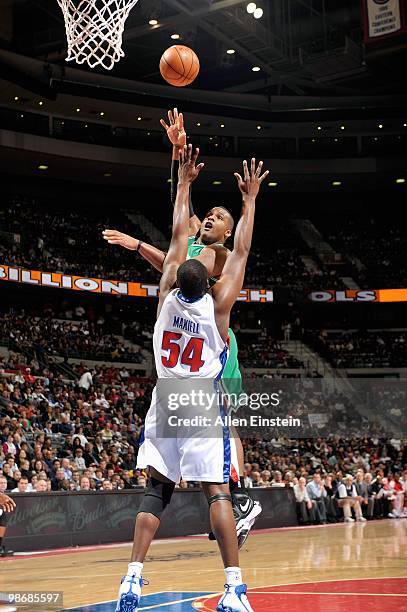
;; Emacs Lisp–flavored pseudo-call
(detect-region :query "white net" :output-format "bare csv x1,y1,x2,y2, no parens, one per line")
57,0,140,71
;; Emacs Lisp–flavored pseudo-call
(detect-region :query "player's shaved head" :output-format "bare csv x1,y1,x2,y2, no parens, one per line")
177,259,208,299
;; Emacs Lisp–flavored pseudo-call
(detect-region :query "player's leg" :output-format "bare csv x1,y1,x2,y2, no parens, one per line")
0,513,12,557
116,468,175,612
202,482,253,612
217,329,262,547
0,524,6,557
229,432,262,548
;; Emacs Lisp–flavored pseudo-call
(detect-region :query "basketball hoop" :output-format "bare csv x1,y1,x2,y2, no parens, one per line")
57,0,140,71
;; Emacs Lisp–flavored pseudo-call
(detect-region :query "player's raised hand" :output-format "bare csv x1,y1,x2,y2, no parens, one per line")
234,158,269,199
102,229,139,250
160,107,187,148
178,144,204,185
0,492,16,513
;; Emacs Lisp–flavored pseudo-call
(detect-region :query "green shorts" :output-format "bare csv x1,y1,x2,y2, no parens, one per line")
221,328,243,399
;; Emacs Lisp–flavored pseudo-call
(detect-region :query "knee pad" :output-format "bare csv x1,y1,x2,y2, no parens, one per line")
138,478,175,519
208,493,232,507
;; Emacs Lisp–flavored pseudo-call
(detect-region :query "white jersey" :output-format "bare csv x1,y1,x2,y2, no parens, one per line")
153,289,227,379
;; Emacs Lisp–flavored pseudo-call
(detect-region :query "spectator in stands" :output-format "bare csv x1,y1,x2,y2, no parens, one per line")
78,368,93,391
306,473,327,523
80,477,91,491
355,471,374,519
323,474,339,522
34,479,48,492
11,476,29,493
335,475,366,522
294,477,316,524
74,448,86,471
388,473,406,518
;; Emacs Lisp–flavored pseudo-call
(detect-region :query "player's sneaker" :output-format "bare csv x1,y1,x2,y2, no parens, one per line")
232,491,262,549
216,583,253,612
208,491,262,548
115,575,147,612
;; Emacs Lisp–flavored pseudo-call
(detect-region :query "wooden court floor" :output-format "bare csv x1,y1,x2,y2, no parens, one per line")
0,520,406,611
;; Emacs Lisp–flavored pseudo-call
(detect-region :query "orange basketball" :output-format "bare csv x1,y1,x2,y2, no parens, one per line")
160,45,200,87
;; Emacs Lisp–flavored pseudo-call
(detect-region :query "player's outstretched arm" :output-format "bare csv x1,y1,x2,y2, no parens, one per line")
212,158,269,339
102,230,166,273
158,145,204,314
160,108,202,236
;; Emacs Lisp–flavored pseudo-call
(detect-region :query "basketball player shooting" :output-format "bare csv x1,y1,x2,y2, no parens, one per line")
115,145,268,612
103,109,262,548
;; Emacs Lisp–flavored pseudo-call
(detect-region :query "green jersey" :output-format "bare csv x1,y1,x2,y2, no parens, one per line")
187,236,242,392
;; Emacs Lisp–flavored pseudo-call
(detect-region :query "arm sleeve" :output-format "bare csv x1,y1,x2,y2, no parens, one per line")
171,158,194,217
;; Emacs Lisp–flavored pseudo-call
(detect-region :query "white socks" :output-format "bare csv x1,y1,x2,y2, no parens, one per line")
225,566,242,586
127,561,143,578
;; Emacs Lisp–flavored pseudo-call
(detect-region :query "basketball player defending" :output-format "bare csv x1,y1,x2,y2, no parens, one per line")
0,489,16,557
115,145,268,612
103,109,261,548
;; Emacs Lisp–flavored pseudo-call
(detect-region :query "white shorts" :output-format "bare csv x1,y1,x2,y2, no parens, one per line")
137,386,235,484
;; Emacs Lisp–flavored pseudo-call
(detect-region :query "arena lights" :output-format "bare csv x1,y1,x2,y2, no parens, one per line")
213,180,222,185
396,178,405,184
104,172,112,177
100,111,105,116
317,126,322,131
38,101,44,106
257,125,262,130
171,33,180,40
196,122,201,126
404,123,407,127
76,108,81,112
227,49,235,55
252,66,261,72
137,116,142,121
14,96,19,101
167,178,172,183
378,124,383,129
340,125,345,130
149,19,158,26
38,165,48,171
268,182,278,187
247,3,257,14
220,124,225,128
332,181,342,186
253,7,263,18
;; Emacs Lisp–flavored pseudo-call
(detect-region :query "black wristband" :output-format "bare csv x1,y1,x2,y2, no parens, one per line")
136,240,143,253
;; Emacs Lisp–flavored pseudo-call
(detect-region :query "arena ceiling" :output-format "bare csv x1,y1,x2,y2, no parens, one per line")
2,0,406,101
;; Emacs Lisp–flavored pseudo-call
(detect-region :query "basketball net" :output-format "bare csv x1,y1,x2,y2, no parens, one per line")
57,0,140,71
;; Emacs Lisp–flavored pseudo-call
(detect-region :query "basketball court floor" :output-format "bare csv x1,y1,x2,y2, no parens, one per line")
1,520,406,611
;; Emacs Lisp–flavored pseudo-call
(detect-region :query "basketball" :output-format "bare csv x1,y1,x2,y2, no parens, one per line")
159,45,200,87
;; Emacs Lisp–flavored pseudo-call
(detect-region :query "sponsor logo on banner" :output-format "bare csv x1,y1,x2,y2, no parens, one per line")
3,264,407,304
308,290,378,303
365,0,402,40
0,264,273,303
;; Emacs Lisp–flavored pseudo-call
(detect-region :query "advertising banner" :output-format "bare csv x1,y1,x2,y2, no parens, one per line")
362,0,405,42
